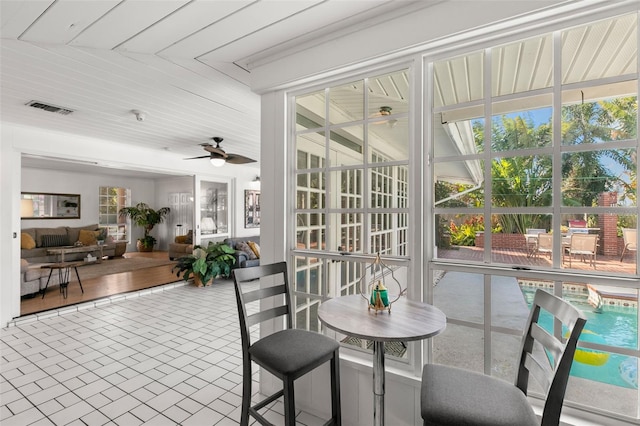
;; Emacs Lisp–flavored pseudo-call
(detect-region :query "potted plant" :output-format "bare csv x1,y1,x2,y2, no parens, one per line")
172,241,236,286
119,202,171,252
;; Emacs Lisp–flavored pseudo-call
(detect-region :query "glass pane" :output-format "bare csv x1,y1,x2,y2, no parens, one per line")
491,101,552,151
491,155,553,207
492,34,553,96
432,324,484,373
330,169,362,209
329,125,363,166
444,214,485,252
294,257,323,296
329,80,364,124
560,214,638,275
490,214,552,264
329,213,363,253
434,271,485,323
296,133,326,167
296,171,325,209
561,149,636,207
369,117,409,162
296,90,325,129
369,213,408,256
434,173,485,207
562,85,637,145
433,51,484,108
296,213,325,251
370,166,395,208
367,69,409,117
562,13,637,84
434,112,484,157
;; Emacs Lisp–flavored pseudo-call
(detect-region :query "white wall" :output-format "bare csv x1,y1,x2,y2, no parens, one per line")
1,125,22,331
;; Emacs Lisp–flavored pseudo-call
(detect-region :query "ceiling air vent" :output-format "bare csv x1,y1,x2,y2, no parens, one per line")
26,101,74,115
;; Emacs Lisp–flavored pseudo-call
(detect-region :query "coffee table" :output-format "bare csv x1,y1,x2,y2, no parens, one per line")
47,245,103,263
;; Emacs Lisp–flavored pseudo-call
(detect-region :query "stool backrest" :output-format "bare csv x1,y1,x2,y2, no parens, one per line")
516,290,587,425
232,262,293,351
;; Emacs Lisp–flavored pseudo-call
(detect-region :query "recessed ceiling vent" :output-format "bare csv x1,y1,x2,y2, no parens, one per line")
26,101,74,115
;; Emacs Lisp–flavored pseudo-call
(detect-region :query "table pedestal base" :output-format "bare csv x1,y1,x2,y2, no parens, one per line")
373,341,385,426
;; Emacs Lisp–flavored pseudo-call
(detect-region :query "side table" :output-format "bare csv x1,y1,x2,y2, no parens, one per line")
41,261,87,299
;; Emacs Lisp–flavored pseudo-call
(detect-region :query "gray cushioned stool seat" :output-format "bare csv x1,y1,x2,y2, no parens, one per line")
250,329,340,376
421,364,538,425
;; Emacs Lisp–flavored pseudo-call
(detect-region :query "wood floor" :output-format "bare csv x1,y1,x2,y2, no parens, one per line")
20,251,181,317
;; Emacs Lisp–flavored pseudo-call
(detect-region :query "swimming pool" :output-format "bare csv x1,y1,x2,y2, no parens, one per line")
520,286,638,389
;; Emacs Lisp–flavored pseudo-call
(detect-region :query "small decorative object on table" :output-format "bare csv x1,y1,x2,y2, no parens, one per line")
359,253,405,314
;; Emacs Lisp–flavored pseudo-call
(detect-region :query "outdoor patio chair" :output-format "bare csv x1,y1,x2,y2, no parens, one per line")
566,233,598,268
620,228,638,262
420,289,587,426
525,229,546,257
535,233,553,260
232,262,341,426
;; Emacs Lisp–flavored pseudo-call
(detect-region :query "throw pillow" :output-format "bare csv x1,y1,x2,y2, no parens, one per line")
21,232,36,249
41,234,69,248
236,241,257,260
78,229,97,246
175,235,188,244
247,241,261,259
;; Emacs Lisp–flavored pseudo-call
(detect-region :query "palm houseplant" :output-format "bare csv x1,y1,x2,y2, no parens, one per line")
173,241,236,286
119,202,171,252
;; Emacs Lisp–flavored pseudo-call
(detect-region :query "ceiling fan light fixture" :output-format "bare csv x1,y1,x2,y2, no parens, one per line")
379,106,392,116
210,157,225,167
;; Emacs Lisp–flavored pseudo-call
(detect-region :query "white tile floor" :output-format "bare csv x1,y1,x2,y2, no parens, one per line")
1,279,325,425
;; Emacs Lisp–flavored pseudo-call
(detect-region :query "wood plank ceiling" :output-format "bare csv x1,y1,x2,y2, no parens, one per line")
0,0,417,168
2,1,635,176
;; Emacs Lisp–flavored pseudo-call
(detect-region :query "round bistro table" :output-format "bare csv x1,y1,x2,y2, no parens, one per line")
318,294,446,426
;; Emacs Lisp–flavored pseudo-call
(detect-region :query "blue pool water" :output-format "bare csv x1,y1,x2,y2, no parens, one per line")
520,286,638,389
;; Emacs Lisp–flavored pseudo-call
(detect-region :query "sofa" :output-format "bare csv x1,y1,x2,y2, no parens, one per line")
20,259,46,297
168,233,260,269
21,224,126,264
224,236,260,269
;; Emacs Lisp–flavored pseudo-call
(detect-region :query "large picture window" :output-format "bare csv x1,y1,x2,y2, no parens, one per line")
292,69,411,358
431,13,639,418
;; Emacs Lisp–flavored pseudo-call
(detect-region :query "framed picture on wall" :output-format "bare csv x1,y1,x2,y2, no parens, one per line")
244,190,260,228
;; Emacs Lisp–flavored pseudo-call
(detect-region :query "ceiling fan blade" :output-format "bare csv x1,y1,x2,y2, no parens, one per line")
225,153,257,164
202,144,226,156
184,155,211,160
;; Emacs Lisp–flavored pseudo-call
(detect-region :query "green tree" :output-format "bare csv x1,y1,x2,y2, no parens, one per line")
490,115,553,233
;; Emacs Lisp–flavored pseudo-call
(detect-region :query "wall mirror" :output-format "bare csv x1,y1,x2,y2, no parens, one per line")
21,192,81,219
244,190,260,228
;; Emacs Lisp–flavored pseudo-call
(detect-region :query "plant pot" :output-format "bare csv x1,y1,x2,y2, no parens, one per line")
136,240,154,252
193,274,212,287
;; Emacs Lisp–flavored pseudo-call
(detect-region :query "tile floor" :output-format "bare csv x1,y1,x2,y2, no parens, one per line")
1,279,325,425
